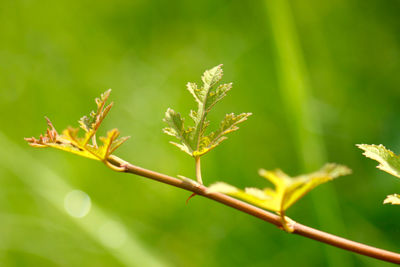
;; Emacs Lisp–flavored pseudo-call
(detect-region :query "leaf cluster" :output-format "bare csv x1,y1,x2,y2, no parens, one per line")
358,144,400,205
25,89,129,171
163,65,251,157
25,66,352,219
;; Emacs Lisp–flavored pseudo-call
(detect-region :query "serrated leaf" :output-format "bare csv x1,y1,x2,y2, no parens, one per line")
162,108,195,155
357,144,400,205
384,194,400,205
187,82,202,105
195,112,252,156
189,110,199,124
357,144,400,178
201,64,223,87
25,90,129,170
208,163,351,213
163,65,251,159
204,83,232,112
79,89,113,134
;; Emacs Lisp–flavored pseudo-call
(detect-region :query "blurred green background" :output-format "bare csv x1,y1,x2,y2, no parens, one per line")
1,0,400,266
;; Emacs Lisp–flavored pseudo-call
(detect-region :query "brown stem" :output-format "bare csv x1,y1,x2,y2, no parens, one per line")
108,155,400,264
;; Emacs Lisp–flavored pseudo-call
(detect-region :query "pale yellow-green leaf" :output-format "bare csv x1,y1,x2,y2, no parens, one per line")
207,182,239,194
201,64,223,87
187,82,202,105
207,182,276,210
162,108,195,155
27,122,127,163
204,83,232,112
357,144,400,178
208,163,351,213
383,194,400,205
357,144,400,205
278,163,351,210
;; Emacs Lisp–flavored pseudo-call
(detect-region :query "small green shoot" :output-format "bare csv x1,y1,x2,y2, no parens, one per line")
163,65,251,184
357,144,400,205
25,89,129,171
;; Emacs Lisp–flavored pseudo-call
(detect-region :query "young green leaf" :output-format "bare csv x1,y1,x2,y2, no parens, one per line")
195,113,252,156
25,90,129,171
208,163,351,213
163,108,195,155
357,144,400,178
357,144,400,205
163,65,252,158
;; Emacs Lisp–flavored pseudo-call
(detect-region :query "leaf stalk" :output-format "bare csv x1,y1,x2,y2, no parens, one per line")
195,156,203,184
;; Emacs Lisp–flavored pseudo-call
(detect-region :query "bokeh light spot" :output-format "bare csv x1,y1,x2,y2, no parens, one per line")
64,190,92,218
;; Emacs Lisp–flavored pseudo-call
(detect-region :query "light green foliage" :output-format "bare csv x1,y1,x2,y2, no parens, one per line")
208,163,351,213
357,144,400,205
384,194,400,205
25,90,129,171
357,144,400,178
163,65,252,157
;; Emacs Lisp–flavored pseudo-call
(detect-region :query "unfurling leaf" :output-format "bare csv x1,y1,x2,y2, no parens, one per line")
79,89,113,134
357,144,400,205
202,64,223,87
384,194,400,205
25,90,129,171
357,144,400,178
208,163,351,213
163,65,251,158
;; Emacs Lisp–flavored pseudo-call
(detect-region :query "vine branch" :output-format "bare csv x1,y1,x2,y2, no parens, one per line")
108,155,400,265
